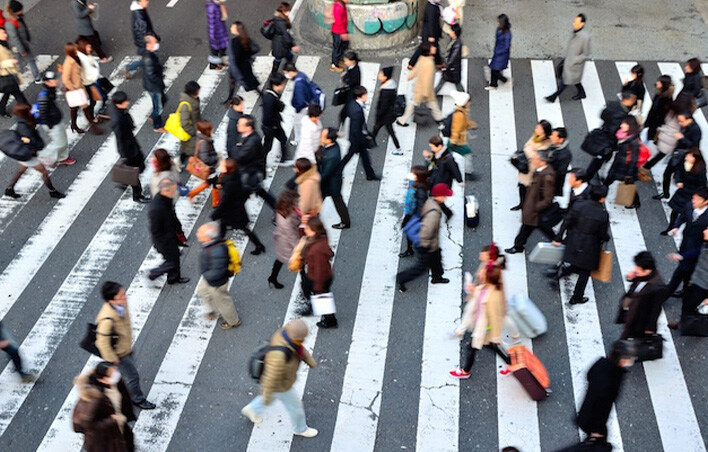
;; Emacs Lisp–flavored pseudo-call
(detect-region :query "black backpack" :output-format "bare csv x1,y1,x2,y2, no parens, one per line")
260,19,276,40
440,112,454,137
0,129,35,162
248,342,293,381
393,95,406,117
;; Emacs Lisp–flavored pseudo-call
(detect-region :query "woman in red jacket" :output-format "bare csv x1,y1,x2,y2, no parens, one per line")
330,0,349,72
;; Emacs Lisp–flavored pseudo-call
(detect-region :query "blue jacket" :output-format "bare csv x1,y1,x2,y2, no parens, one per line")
489,28,511,71
291,72,311,112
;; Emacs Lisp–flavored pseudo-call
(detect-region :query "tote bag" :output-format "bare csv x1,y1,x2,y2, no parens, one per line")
614,178,637,207
591,250,613,283
312,292,336,316
66,88,88,108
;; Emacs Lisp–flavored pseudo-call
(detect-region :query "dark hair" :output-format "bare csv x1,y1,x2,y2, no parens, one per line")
343,50,359,63
694,186,708,201
671,92,697,116
153,148,173,172
239,114,255,129
686,148,706,174
75,37,91,55
295,157,312,174
429,135,443,147
501,448,520,452
307,104,322,117
538,119,552,138
283,62,297,73
678,111,694,121
622,115,640,135
222,158,238,175
275,188,298,218
577,13,586,23
13,103,36,128
112,90,128,106
64,42,80,64
306,216,328,242
197,120,213,137
569,167,586,182
686,58,701,74
590,184,608,201
498,14,510,32
553,127,567,140
230,94,243,107
620,90,637,102
184,81,200,97
656,74,673,102
277,2,291,13
88,361,115,389
268,72,286,88
609,340,636,365
101,281,122,301
485,265,503,289
450,23,462,38
411,165,429,190
630,64,644,81
634,251,656,271
324,127,338,143
481,243,507,270
352,85,367,99
420,41,432,57
234,21,252,52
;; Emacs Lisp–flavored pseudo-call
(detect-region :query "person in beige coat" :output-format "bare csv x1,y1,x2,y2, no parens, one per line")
449,91,477,177
62,42,101,135
294,158,322,216
396,41,443,125
511,119,552,210
241,319,319,438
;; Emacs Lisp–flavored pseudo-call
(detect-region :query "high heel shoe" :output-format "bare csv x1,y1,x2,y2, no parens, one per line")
398,249,414,258
71,125,85,134
268,276,284,289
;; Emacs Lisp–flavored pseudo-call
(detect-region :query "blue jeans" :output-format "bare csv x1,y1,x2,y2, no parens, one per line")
245,387,307,433
149,91,164,128
126,48,147,72
117,353,146,403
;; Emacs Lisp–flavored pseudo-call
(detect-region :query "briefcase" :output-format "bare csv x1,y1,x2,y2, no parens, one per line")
630,334,663,362
614,178,636,207
591,250,612,283
528,242,565,265
332,87,349,106
111,160,140,186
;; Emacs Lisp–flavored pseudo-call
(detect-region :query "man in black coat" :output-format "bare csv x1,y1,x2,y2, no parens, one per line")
666,187,708,297
226,95,244,159
142,36,165,132
110,91,149,203
319,127,350,229
422,0,442,46
616,251,668,340
261,73,289,164
435,24,463,92
126,0,159,77
148,179,189,284
547,127,573,196
551,185,610,304
340,85,380,181
655,111,703,200
425,135,461,220
234,114,276,209
585,91,635,180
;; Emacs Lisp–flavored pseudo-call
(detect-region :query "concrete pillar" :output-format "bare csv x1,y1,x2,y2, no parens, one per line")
304,0,420,51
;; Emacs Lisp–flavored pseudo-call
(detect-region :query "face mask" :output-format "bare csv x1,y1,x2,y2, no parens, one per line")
408,172,416,181
109,369,121,385
685,161,694,172
153,43,160,52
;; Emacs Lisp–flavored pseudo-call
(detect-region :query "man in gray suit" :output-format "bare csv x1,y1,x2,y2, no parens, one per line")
545,14,591,102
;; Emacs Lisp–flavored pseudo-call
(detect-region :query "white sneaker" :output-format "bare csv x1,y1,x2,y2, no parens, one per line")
294,427,318,438
241,406,262,424
173,156,183,171
289,140,298,147
278,160,294,167
392,148,403,156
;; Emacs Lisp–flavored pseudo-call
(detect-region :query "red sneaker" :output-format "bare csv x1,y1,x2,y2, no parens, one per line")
57,158,76,166
449,369,471,379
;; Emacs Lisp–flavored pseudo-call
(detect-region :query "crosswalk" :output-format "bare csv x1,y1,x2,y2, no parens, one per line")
0,53,706,452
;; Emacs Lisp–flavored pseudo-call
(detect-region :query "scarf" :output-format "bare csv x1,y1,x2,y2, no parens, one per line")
281,329,305,360
532,133,546,143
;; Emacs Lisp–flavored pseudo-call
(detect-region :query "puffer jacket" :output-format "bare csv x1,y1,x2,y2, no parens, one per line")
200,239,230,287
450,105,475,145
260,327,316,403
195,133,219,170
206,0,229,50
656,113,680,155
271,12,294,59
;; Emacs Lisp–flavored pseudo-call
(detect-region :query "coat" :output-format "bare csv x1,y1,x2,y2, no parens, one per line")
656,113,680,155
319,142,343,198
676,120,702,151
274,209,300,263
576,357,626,437
38,86,62,128
148,193,183,255
226,108,242,158
489,28,511,71
555,199,610,270
295,166,323,215
130,2,158,51
72,0,96,36
200,239,230,287
442,37,462,84
450,105,475,145
234,131,265,176
111,107,144,167
206,0,229,50
150,168,180,200
600,101,629,137
5,16,31,56
421,0,442,42
261,88,284,128
291,72,311,112
142,50,164,93
517,135,551,186
77,51,100,86
547,142,572,196
211,172,249,229
409,55,436,104
429,149,462,188
419,198,442,251
347,99,368,149
15,118,44,152
457,284,505,350
606,135,640,183
260,327,316,404
178,92,201,156
522,165,556,227
95,302,134,362
671,203,708,271
342,63,361,90
230,37,259,91
331,0,348,35
304,237,334,292
374,80,397,125
680,72,703,99
644,86,674,138
566,183,591,211
271,13,294,59
62,56,84,91
0,43,19,79
195,133,219,170
562,28,591,85
668,162,707,212
616,271,667,339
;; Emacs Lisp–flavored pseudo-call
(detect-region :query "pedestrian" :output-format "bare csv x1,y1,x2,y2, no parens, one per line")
448,90,477,178
226,21,260,99
196,221,242,329
441,0,464,38
147,179,190,284
435,23,463,93
574,340,636,448
226,95,244,158
545,13,591,102
36,71,71,166
668,226,708,331
546,127,572,196
94,281,157,410
318,127,351,229
510,120,552,211
399,165,430,258
63,42,101,135
678,58,703,100
621,64,645,110
505,151,557,254
664,188,708,298
425,135,461,220
550,184,610,305
110,91,149,203
269,188,300,289
0,321,34,382
585,91,635,181
330,0,349,72
4,1,39,83
241,318,319,438
234,114,277,209
337,50,361,127
294,157,322,216
71,0,111,62
642,75,674,146
0,27,25,117
261,73,290,164
300,216,338,328
603,116,641,209
149,148,180,203
141,35,166,133
206,0,229,70
449,263,510,379
486,13,511,90
371,66,402,156
187,120,221,207
615,251,668,340
341,86,380,180
76,38,107,126
283,62,311,147
421,0,442,48
396,182,452,292
176,80,201,168
125,0,159,78
212,158,267,255
295,104,322,164
5,103,65,200
270,2,299,75
72,362,136,452
663,148,707,234
396,42,444,126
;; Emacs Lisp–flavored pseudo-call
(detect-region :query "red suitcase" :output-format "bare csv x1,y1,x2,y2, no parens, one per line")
506,345,550,401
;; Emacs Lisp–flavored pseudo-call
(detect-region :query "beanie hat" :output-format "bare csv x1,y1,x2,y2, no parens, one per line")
451,90,470,107
284,319,309,341
431,182,453,197
381,66,394,80
8,0,22,13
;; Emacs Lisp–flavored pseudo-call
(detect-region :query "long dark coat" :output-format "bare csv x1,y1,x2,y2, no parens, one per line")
521,165,556,227
606,135,640,183
211,172,249,229
668,162,707,212
489,28,511,71
555,199,610,270
230,37,259,91
319,143,343,198
671,202,708,272
111,107,145,168
616,271,668,339
576,357,626,437
271,15,294,59
148,194,182,256
442,38,462,83
428,149,462,189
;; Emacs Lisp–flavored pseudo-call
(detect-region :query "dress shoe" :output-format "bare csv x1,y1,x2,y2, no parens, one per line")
431,277,450,284
671,290,684,298
543,268,560,279
509,204,522,211
250,245,266,255
268,276,284,289
652,193,668,200
49,189,66,199
147,272,159,281
398,249,414,258
4,188,20,199
395,120,408,127
504,246,523,254
331,222,350,230
569,297,589,305
133,195,151,204
136,400,156,410
544,95,557,103
366,174,381,181
167,277,190,285
571,93,587,101
659,229,670,236
316,320,338,329
625,202,640,210
397,282,407,293
667,321,679,330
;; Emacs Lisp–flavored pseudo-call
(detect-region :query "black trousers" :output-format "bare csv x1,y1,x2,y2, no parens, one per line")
662,163,677,195
0,81,27,115
150,243,181,282
262,125,289,161
667,264,696,295
643,151,666,170
490,69,508,87
552,80,586,98
371,119,401,149
397,247,444,284
301,275,337,326
220,222,264,250
331,33,349,66
513,223,556,249
79,32,107,59
461,332,510,372
401,214,414,251
570,266,591,300
341,143,376,179
682,284,708,317
328,193,351,226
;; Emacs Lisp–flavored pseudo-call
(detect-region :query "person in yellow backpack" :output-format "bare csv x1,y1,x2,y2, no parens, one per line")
176,80,201,169
197,221,241,329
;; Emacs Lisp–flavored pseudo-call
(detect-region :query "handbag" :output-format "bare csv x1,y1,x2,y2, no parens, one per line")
614,177,637,207
65,88,89,108
187,156,210,180
637,166,652,182
249,40,261,55
312,292,336,316
0,74,17,92
630,334,663,362
164,101,193,142
111,160,141,186
539,202,563,227
288,237,307,272
669,148,687,168
97,77,114,96
89,84,102,101
79,318,117,357
581,128,614,157
510,149,529,174
591,249,613,283
332,87,349,106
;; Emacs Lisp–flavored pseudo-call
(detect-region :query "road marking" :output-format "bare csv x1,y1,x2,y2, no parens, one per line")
0,57,189,323
582,61,706,452
246,60,380,451
35,56,273,452
18,54,57,91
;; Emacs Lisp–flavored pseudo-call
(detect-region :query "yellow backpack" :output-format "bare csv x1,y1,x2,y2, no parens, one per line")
164,101,192,142
225,239,241,275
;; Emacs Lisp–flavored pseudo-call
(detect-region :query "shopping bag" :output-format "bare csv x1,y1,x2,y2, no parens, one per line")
312,292,336,316
591,250,612,283
111,160,140,186
614,178,636,207
65,88,88,108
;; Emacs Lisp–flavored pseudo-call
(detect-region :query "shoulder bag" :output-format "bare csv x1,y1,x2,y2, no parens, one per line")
79,317,118,357
186,141,211,180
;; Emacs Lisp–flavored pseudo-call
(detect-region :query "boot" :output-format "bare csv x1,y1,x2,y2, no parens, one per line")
69,108,84,134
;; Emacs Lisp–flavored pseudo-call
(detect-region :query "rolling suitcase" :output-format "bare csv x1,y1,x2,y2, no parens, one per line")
465,195,479,228
507,344,550,401
507,293,548,338
528,242,565,265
